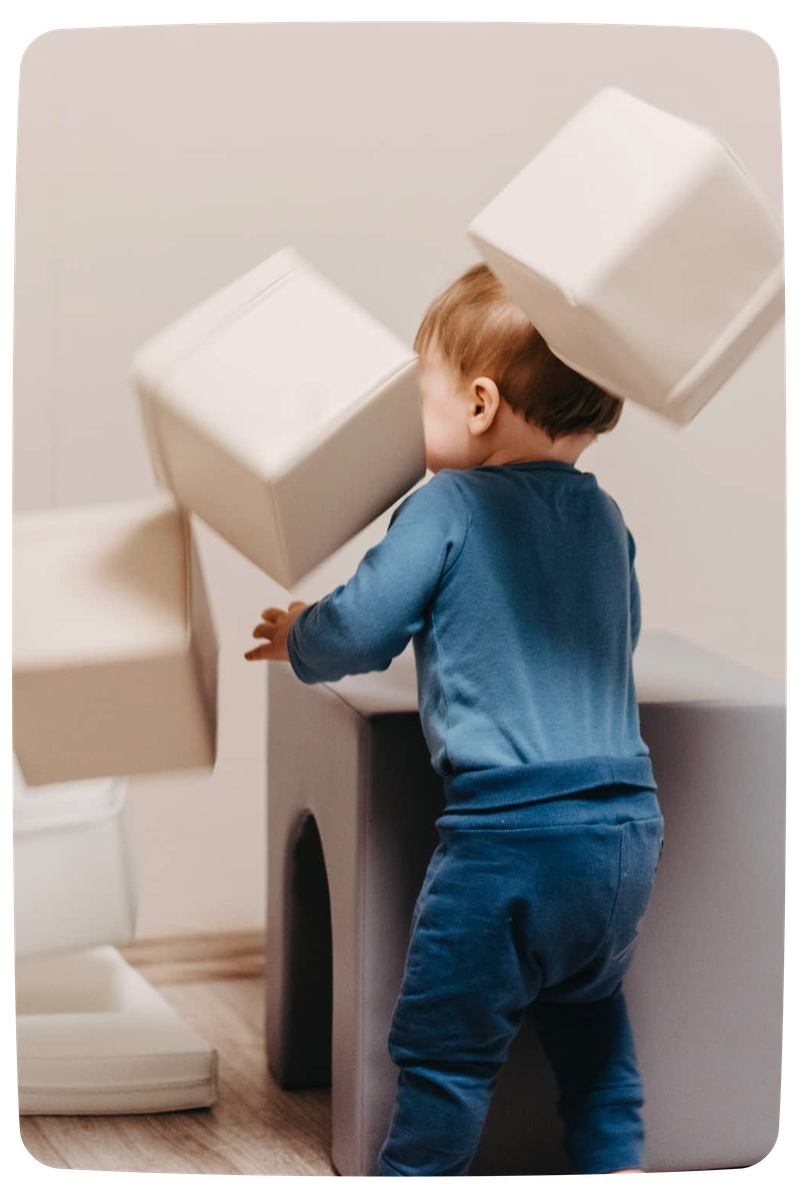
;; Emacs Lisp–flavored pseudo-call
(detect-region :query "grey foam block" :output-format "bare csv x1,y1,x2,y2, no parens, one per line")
265,631,784,1174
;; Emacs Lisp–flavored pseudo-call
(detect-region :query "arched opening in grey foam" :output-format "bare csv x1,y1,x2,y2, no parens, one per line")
278,809,333,1088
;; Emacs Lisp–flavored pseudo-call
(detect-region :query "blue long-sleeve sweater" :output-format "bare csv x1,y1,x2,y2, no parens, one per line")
287,460,657,811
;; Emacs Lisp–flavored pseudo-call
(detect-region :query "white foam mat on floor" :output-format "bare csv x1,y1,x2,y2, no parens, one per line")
16,944,218,1115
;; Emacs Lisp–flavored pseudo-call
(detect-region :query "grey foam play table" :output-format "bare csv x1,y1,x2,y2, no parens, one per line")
265,631,784,1175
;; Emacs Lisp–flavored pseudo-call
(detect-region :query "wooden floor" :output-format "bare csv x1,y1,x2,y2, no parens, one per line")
18,929,337,1176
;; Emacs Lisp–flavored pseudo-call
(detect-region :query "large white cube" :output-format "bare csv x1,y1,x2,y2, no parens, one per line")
13,496,218,785
131,247,426,587
468,86,784,424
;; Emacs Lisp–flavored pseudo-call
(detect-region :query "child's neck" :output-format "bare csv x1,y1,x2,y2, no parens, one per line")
479,431,594,469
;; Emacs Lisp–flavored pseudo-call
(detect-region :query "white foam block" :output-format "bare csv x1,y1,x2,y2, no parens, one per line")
16,945,218,1114
13,764,138,958
13,496,218,785
468,86,785,424
131,246,426,587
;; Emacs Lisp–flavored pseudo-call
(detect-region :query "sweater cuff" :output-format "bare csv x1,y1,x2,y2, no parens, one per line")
286,608,318,684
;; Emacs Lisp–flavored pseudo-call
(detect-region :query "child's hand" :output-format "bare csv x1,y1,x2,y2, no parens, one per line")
244,601,309,663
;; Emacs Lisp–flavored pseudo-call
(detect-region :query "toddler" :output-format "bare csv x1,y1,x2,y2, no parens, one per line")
245,263,664,1175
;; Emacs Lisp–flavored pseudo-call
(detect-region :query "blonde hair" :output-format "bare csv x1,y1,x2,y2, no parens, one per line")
414,262,623,441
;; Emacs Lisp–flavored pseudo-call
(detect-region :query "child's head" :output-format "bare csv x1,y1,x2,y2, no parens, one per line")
414,263,623,472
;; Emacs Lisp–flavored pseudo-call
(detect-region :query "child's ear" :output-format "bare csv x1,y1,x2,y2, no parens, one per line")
470,379,501,417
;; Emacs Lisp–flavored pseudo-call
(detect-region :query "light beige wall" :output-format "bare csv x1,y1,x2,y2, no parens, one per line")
13,23,784,938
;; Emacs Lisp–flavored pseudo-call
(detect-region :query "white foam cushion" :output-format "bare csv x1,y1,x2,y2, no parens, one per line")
16,945,217,1114
468,86,784,424
13,496,218,785
13,760,138,957
130,246,426,587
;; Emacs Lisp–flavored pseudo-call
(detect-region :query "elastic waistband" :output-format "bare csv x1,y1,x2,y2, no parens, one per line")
436,786,663,831
442,754,658,811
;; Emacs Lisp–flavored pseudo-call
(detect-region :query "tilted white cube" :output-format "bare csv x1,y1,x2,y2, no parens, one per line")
13,496,218,785
468,86,785,424
131,247,426,587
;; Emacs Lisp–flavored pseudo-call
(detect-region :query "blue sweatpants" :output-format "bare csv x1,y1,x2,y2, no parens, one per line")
375,786,665,1176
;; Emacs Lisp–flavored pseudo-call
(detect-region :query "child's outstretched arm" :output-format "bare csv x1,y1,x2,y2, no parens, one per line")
244,471,468,683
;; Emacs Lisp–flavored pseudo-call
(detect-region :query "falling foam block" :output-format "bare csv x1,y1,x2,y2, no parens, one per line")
13,496,218,785
468,86,785,424
130,246,426,587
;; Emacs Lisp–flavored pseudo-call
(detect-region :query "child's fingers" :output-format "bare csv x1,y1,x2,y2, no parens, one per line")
244,643,277,661
252,622,277,638
247,602,305,662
